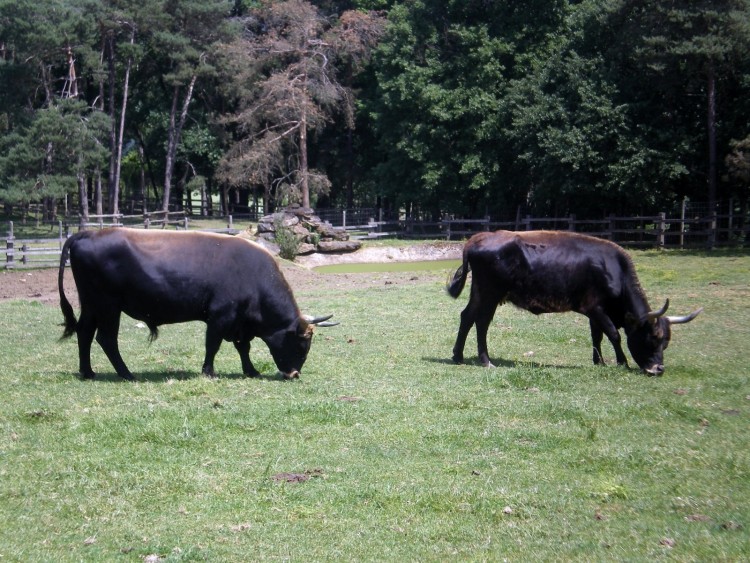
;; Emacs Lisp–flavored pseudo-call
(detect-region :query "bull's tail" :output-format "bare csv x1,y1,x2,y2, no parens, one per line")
446,251,470,299
59,234,77,339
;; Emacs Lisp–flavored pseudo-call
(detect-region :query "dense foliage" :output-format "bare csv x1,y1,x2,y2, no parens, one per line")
1,0,749,219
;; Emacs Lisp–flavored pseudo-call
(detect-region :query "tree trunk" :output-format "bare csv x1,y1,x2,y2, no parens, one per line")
78,174,89,221
107,31,117,214
162,75,197,211
346,127,354,208
95,172,103,216
111,26,136,217
707,62,717,212
299,99,310,209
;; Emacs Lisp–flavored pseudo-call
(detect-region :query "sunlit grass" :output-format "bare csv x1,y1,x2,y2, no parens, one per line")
0,250,748,561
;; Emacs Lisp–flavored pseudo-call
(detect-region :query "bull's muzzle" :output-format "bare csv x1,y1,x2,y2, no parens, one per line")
645,364,664,376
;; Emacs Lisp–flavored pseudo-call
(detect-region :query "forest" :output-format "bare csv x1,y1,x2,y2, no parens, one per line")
1,0,749,222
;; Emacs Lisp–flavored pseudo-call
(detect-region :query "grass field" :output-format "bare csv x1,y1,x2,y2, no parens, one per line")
0,249,748,561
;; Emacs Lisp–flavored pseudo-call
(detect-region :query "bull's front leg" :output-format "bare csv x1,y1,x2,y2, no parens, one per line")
234,339,261,377
588,310,628,367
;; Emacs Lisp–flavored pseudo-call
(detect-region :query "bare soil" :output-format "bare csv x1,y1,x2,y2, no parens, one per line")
0,242,462,306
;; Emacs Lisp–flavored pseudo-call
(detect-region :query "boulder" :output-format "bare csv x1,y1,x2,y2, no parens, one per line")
296,243,317,255
317,240,362,253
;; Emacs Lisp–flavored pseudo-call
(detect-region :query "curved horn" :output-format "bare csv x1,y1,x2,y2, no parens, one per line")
303,314,335,325
314,321,339,327
666,307,703,325
646,299,670,321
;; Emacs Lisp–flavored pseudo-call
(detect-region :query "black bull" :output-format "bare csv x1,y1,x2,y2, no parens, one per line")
447,231,701,374
59,228,336,380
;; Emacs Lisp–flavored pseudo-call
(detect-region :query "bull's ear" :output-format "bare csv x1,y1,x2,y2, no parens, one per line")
297,320,314,338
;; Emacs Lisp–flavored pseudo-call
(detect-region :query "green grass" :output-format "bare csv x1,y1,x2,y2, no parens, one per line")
0,250,748,561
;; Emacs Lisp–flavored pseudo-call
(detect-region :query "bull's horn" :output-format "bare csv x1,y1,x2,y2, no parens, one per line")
314,321,339,327
303,314,335,325
666,307,703,325
646,299,670,321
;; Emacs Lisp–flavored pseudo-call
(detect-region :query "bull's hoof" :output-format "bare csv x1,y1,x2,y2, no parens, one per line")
245,370,261,378
79,370,96,380
119,373,136,382
282,370,300,380
452,354,464,365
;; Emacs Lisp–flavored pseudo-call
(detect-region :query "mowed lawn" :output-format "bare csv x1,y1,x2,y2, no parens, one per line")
0,249,748,561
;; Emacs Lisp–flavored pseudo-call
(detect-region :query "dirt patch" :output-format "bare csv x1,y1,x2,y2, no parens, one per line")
296,241,461,267
0,242,462,305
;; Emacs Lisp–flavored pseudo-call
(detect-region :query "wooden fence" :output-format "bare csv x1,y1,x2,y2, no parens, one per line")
347,211,747,249
3,214,240,269
3,210,748,269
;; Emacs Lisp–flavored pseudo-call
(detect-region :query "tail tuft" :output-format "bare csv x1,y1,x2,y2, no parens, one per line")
446,263,469,299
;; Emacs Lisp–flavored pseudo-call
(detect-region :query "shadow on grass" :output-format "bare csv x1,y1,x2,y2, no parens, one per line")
70,369,291,383
422,355,604,371
422,356,518,368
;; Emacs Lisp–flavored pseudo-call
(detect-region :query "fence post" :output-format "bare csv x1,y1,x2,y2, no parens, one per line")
708,211,717,250
484,216,490,231
6,221,14,269
568,214,576,232
657,212,666,248
184,217,189,230
144,218,150,229
608,214,615,241
680,197,686,249
525,215,532,231
21,243,28,265
228,215,233,230
343,210,347,228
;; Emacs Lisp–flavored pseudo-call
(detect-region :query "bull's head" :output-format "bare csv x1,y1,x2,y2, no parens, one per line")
626,300,702,375
265,314,338,379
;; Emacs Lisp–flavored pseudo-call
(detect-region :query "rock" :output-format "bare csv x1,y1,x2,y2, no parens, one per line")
317,240,362,253
255,207,360,256
297,243,317,255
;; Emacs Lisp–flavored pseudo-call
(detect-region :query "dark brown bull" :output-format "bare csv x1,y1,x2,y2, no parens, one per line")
59,228,336,380
447,231,701,375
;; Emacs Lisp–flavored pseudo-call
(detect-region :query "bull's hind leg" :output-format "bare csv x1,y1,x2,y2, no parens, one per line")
95,311,135,381
589,319,605,365
234,339,261,377
76,308,97,379
453,281,500,365
474,304,499,368
452,300,479,364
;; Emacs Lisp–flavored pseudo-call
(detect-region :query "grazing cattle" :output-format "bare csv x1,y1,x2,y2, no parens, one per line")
447,231,701,375
59,228,337,380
